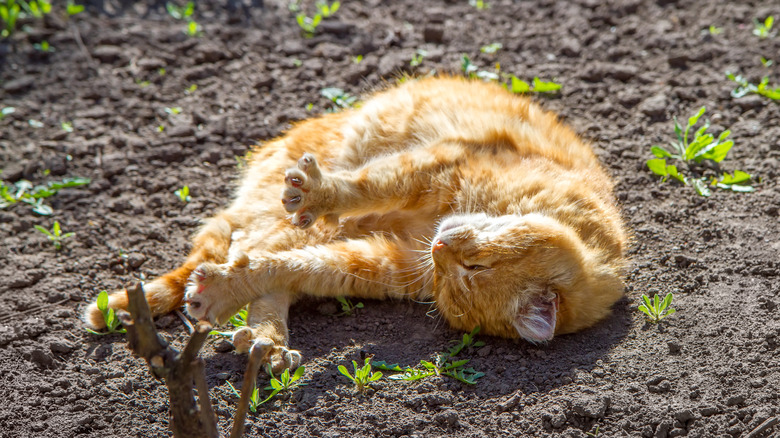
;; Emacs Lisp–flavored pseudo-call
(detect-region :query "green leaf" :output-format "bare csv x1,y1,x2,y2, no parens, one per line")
651,146,673,158
719,170,751,185
270,379,282,390
664,308,676,317
637,304,652,318
532,77,561,92
660,293,673,312
692,178,711,197
97,290,109,311
646,159,669,176
697,140,733,163
292,366,305,380
509,75,530,93
687,107,705,128
337,365,352,380
666,165,687,184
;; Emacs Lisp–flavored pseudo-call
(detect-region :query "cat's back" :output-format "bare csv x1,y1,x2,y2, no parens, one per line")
340,77,601,171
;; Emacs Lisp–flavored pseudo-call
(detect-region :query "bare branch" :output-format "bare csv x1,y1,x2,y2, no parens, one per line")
230,344,265,438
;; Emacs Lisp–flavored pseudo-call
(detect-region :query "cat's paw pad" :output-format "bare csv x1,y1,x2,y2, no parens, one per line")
231,327,255,353
251,337,303,375
282,153,327,228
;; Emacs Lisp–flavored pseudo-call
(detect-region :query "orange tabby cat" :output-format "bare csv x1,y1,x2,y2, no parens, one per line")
84,77,627,372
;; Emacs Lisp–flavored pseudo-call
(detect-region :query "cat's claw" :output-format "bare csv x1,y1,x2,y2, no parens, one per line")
282,153,330,228
233,329,303,374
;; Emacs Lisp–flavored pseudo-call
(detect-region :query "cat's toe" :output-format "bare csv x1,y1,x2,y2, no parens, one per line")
281,186,304,212
231,327,255,353
249,338,303,375
184,263,222,323
297,153,321,178
284,167,310,190
292,211,316,229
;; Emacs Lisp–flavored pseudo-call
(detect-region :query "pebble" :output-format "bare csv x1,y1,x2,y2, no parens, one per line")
571,395,609,419
639,94,668,117
49,339,75,354
433,410,459,428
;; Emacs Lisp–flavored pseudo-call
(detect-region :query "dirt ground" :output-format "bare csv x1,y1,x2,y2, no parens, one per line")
1,0,779,437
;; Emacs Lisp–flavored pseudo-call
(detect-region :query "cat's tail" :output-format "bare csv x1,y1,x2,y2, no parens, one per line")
83,215,233,329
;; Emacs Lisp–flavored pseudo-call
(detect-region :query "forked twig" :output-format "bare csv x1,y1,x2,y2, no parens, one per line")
230,344,265,438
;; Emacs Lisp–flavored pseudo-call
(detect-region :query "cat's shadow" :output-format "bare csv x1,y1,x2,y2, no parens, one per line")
261,295,633,399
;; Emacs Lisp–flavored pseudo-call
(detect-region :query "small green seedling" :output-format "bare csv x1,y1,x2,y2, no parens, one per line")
166,1,194,20
410,49,427,67
85,291,127,335
209,307,248,336
66,0,83,15
61,121,73,132
708,25,722,35
34,221,74,250
760,57,774,67
336,296,363,316
752,16,774,39
0,0,20,37
586,425,601,437
461,55,561,93
228,366,306,411
315,0,339,18
469,0,489,10
21,0,51,18
174,185,191,203
373,327,486,385
638,293,676,323
480,42,503,54
164,106,182,115
338,357,382,392
646,106,754,196
727,72,780,100
296,13,322,37
33,40,52,52
0,106,15,120
321,87,357,111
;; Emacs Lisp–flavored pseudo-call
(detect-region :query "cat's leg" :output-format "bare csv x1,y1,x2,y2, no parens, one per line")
230,292,302,374
82,214,233,329
281,144,464,228
184,234,431,333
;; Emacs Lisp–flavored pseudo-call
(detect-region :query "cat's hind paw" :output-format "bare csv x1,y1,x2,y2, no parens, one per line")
282,153,331,229
235,329,303,375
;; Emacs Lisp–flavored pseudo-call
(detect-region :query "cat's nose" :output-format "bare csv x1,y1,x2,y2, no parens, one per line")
432,239,447,252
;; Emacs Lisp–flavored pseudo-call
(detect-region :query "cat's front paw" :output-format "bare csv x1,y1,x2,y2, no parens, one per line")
282,153,335,229
234,329,303,375
184,262,243,325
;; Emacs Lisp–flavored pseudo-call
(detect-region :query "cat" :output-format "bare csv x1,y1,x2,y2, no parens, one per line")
84,76,628,372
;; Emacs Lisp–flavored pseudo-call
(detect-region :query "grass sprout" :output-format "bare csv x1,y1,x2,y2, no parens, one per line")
228,366,306,411
480,42,502,54
638,293,676,323
34,221,74,250
338,357,382,392
209,307,248,336
174,185,191,203
321,87,357,111
84,290,127,335
461,55,561,93
336,296,363,316
0,176,91,215
373,327,486,385
727,72,780,100
646,106,754,196
752,16,774,39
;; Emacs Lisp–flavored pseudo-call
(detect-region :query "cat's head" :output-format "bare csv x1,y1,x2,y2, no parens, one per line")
430,213,622,343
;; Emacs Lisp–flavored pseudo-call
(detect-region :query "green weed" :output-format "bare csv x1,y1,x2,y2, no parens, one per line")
209,307,248,336
61,121,73,132
321,87,357,111
708,25,722,35
410,49,427,67
338,357,383,392
84,290,127,335
373,327,486,385
0,106,15,120
174,186,191,203
66,0,83,15
646,107,754,196
760,57,773,67
469,0,489,10
336,296,363,316
727,72,780,100
0,176,91,215
0,0,20,37
638,293,676,324
34,220,73,250
228,366,306,411
480,42,502,54
166,1,198,37
295,1,338,37
752,16,774,39
461,55,561,93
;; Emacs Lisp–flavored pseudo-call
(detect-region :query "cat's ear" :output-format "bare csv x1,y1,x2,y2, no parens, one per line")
513,292,559,343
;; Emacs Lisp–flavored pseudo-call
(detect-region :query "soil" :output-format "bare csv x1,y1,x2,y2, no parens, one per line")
1,0,780,437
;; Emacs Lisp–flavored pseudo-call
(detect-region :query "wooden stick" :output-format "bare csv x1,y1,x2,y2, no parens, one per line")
230,344,265,438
